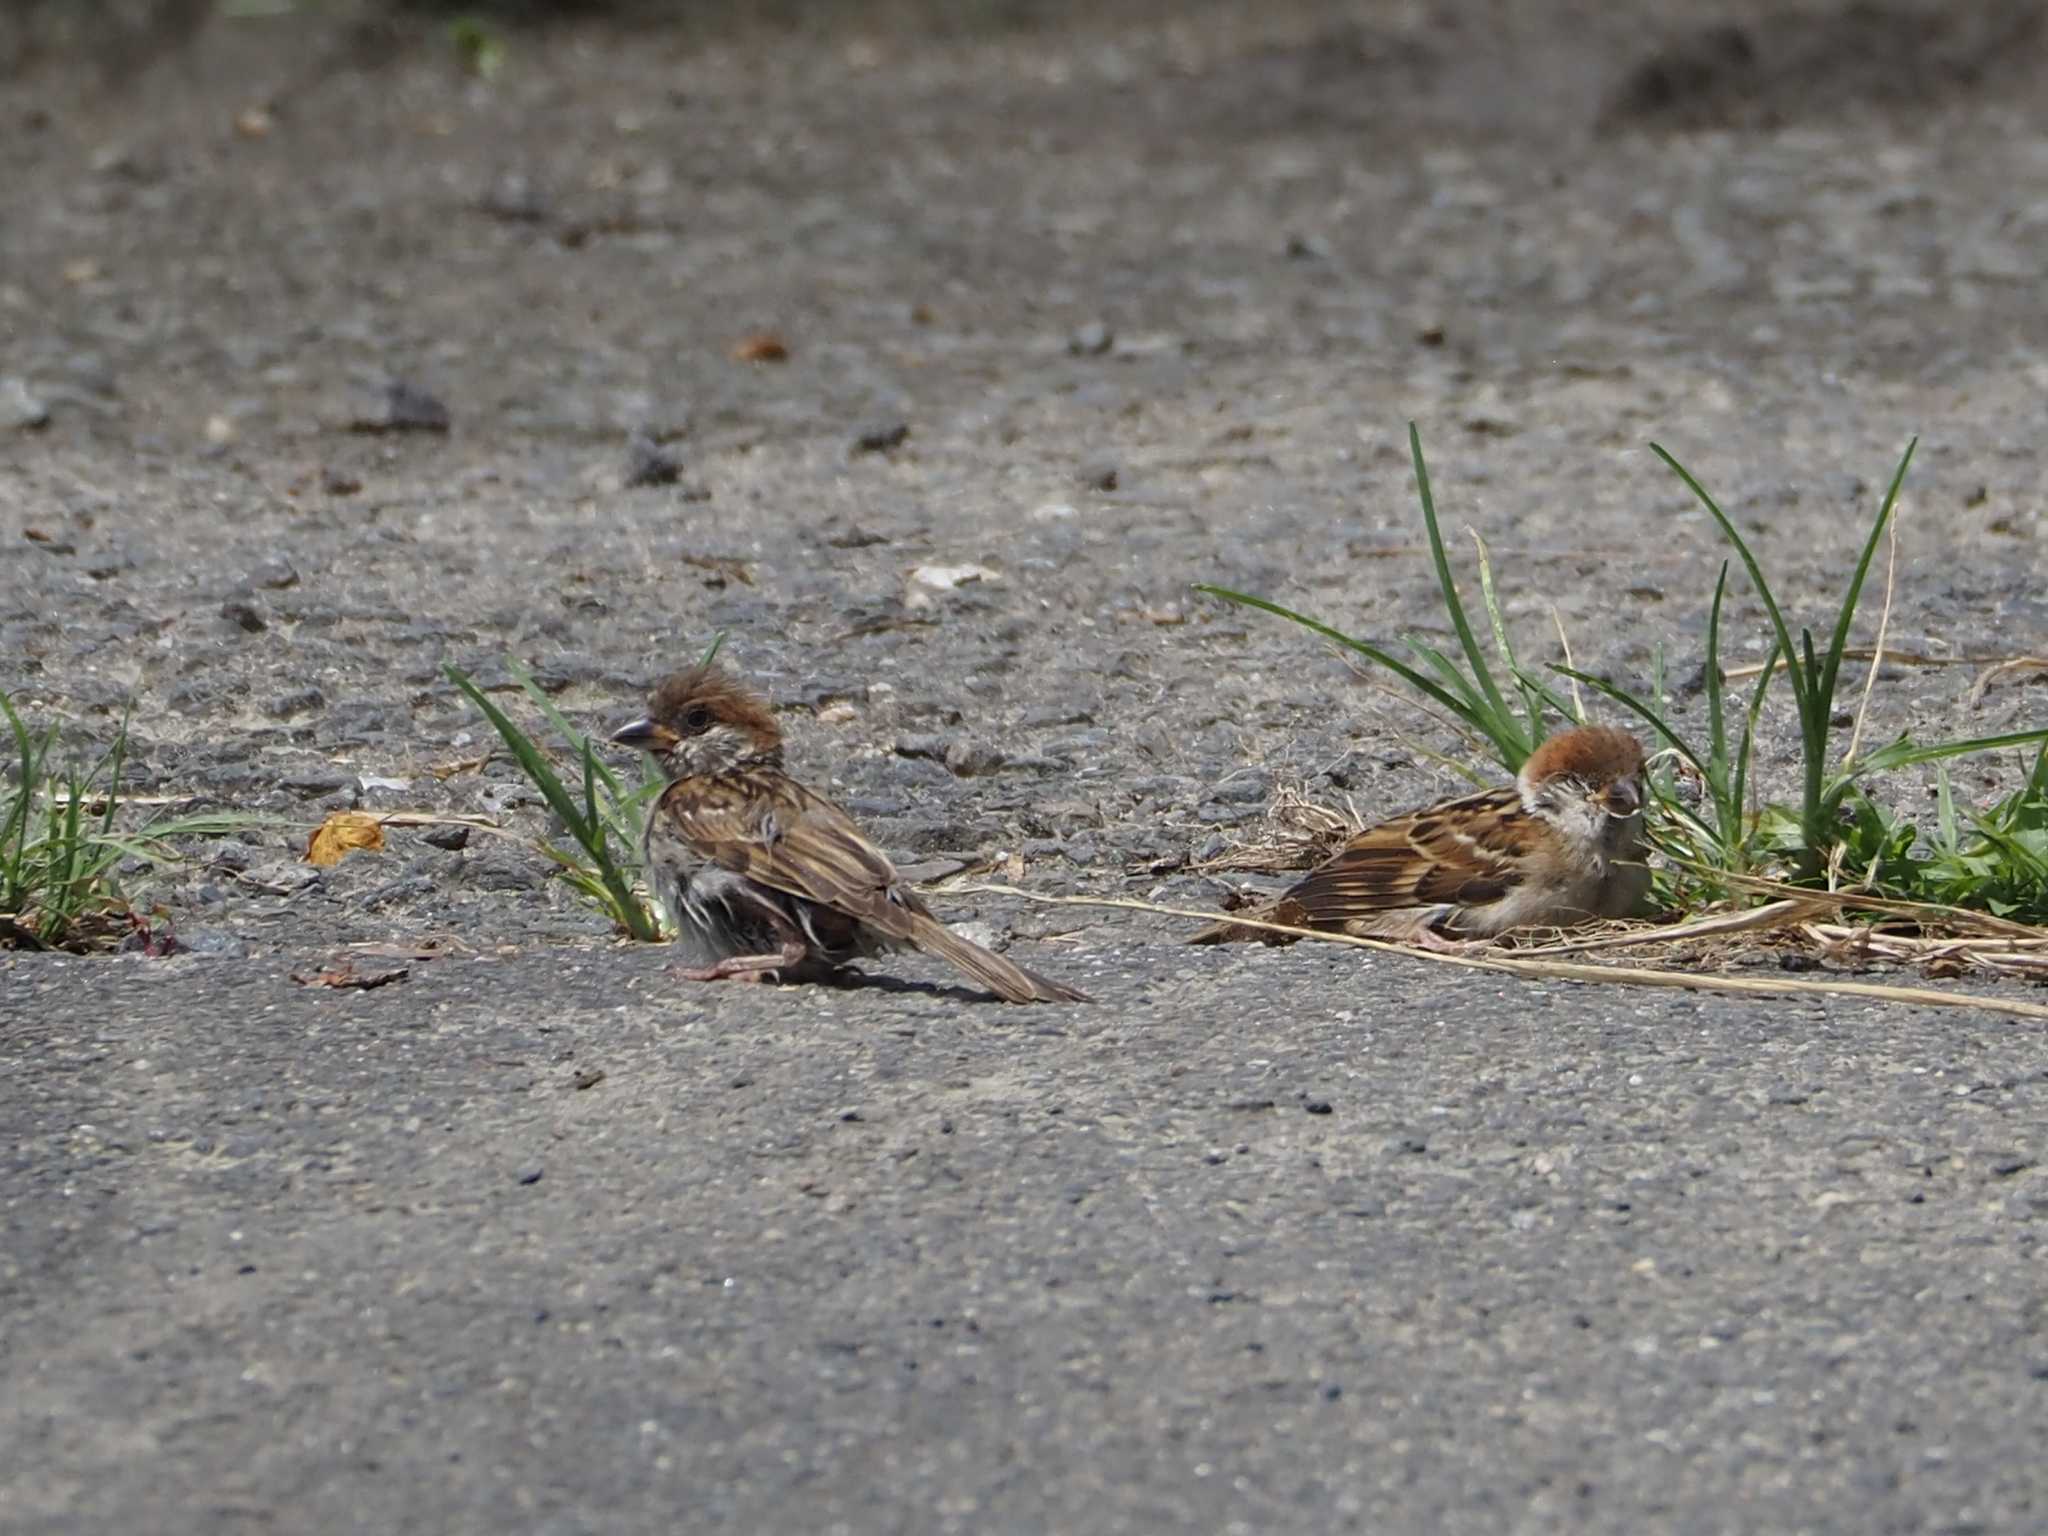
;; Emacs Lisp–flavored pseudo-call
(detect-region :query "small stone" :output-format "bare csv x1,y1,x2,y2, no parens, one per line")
250,558,299,590
1207,773,1272,806
205,840,252,872
468,852,542,891
481,173,548,223
1068,321,1113,356
351,380,450,435
851,421,909,455
2,376,50,430
280,769,352,797
909,563,998,592
943,740,1005,778
1078,461,1118,491
477,782,544,817
266,686,325,719
320,467,362,496
623,431,682,487
893,734,950,762
517,1168,544,1186
423,823,471,851
220,599,267,633
175,929,248,959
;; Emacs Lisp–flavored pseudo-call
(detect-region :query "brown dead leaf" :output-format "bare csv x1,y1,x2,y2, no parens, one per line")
728,331,790,363
305,810,386,867
292,960,409,990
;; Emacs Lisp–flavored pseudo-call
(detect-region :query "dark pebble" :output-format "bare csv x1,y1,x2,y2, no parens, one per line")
1078,461,1119,491
352,380,451,435
220,599,267,633
1304,1100,1334,1116
624,431,682,487
851,421,910,455
424,823,471,851
517,1168,544,1186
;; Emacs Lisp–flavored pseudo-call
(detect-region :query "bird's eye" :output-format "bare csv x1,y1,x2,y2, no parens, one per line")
682,705,712,734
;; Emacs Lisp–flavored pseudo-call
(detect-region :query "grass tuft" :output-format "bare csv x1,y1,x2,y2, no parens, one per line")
1197,426,2048,934
445,660,669,941
2,689,266,952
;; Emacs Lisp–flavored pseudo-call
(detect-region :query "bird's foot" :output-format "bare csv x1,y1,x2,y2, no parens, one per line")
668,938,812,984
1412,928,1489,955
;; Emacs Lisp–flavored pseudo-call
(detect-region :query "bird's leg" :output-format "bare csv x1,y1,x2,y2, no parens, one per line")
671,935,811,984
1410,926,1489,956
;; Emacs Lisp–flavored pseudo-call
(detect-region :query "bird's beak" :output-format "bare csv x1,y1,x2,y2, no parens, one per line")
610,717,679,752
1600,779,1642,817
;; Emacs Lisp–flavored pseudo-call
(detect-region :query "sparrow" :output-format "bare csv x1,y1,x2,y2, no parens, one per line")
611,664,1088,1004
1189,725,1651,947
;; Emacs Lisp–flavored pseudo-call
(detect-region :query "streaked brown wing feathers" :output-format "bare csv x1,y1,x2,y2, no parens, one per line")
1283,787,1528,923
656,771,928,939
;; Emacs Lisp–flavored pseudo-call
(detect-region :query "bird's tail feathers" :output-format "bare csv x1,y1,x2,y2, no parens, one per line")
908,913,1088,1004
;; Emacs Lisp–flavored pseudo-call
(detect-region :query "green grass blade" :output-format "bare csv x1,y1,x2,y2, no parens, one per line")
1816,437,1916,713
1194,587,1482,724
1469,529,1547,741
1410,423,1517,734
510,656,623,799
1505,663,1586,732
1832,727,2048,788
1729,636,1779,853
97,700,133,836
1650,443,1811,725
446,667,597,846
447,665,661,942
1703,563,1730,798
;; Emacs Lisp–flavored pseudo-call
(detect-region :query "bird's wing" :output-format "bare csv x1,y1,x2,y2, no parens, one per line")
654,770,929,942
1281,787,1535,925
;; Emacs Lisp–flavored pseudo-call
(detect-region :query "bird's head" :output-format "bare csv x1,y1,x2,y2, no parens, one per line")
1516,725,1647,849
611,664,784,779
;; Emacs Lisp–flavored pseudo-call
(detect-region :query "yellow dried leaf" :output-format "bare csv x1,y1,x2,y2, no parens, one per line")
305,811,386,867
